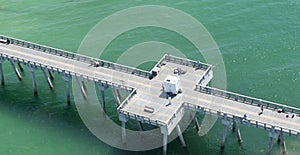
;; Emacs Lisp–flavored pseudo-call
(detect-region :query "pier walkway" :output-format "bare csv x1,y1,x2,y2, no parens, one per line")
0,35,299,155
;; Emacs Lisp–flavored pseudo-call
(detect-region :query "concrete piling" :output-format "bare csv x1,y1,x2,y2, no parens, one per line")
176,125,187,147
76,77,87,99
98,83,106,113
28,65,37,96
10,60,22,81
116,88,122,105
267,137,273,155
233,121,243,144
267,127,278,155
121,121,126,144
48,70,54,80
194,116,201,134
17,62,24,72
163,133,168,155
278,133,287,155
113,87,121,105
42,68,53,90
62,74,71,105
137,121,143,131
82,81,87,91
221,124,228,149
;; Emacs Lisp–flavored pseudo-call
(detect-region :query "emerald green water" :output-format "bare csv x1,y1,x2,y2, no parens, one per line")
0,1,299,154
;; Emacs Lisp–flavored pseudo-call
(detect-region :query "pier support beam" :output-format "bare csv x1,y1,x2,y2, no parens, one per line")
10,60,22,81
221,119,230,150
62,74,71,105
233,121,243,144
28,65,37,96
98,83,106,113
176,125,186,147
0,57,4,85
42,68,53,90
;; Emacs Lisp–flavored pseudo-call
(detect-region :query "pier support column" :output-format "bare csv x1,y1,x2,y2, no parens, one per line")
48,70,54,80
41,68,53,90
10,60,22,81
112,87,121,105
160,126,168,155
119,115,128,145
82,81,87,91
0,57,4,85
17,62,24,72
98,83,106,113
62,74,71,105
267,137,273,155
194,116,201,134
233,121,243,144
136,121,143,131
267,126,279,155
176,125,187,147
121,121,126,144
278,132,287,155
28,65,37,96
163,133,168,155
76,77,87,99
221,119,230,150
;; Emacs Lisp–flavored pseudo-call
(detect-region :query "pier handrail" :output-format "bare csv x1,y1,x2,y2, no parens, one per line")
149,54,168,73
197,65,213,85
183,102,300,137
0,52,134,92
116,88,166,126
117,88,137,110
118,108,166,126
165,54,211,70
195,85,300,116
0,35,152,79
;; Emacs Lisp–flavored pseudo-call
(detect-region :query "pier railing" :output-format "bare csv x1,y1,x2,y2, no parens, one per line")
195,85,300,116
0,35,151,79
197,65,213,85
117,88,137,110
184,102,300,137
165,54,211,70
118,108,166,126
0,52,134,92
117,88,166,126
